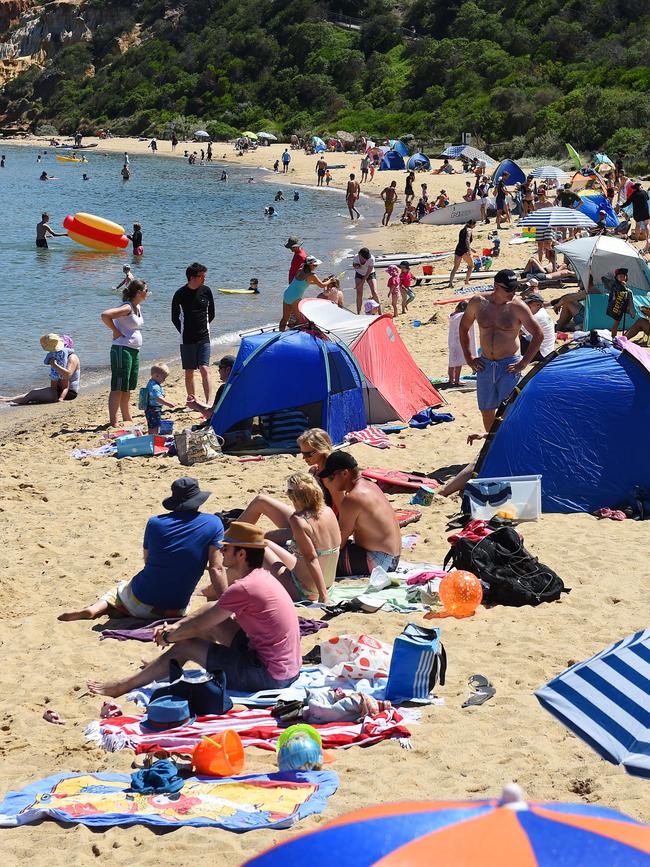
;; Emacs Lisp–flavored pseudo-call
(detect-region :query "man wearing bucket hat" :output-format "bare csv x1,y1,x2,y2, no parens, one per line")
60,478,225,622
87,522,301,697
459,269,543,430
285,236,306,284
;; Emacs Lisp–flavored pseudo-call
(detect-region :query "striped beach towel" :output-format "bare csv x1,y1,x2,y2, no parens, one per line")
344,427,396,449
85,706,414,754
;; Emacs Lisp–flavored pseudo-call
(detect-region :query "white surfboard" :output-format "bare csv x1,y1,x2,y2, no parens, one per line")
420,200,483,225
371,251,453,268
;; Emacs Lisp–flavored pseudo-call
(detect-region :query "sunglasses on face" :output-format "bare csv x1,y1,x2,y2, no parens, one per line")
300,449,316,458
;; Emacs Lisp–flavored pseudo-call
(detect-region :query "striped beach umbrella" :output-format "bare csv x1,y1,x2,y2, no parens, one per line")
536,628,650,778
441,145,496,166
529,166,571,181
245,787,650,865
518,207,596,228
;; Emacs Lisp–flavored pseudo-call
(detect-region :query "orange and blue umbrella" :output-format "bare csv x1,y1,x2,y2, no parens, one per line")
245,795,650,866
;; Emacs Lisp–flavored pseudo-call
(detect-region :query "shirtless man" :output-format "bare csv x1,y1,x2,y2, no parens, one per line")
318,452,401,576
459,269,543,431
316,156,328,187
346,173,361,220
36,213,66,249
381,181,398,226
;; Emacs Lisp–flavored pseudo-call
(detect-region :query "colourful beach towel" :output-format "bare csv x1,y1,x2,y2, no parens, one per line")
0,770,338,829
85,706,412,754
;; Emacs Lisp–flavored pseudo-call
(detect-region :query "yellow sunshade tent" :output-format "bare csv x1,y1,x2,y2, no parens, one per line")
565,142,582,170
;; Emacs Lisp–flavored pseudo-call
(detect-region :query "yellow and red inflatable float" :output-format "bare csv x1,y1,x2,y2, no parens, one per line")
63,212,129,252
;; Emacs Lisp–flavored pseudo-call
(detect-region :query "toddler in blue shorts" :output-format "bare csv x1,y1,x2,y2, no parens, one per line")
142,363,175,434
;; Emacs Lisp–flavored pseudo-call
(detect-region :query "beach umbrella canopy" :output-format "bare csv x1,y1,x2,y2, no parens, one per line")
594,152,614,167
242,131,258,140
518,207,596,228
529,166,571,181
536,628,650,778
337,130,354,143
245,788,650,865
193,130,210,138
442,144,496,166
257,132,277,141
312,136,327,152
566,142,583,169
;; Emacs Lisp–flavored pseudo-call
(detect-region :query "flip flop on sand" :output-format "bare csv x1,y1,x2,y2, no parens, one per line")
462,674,496,708
42,709,65,725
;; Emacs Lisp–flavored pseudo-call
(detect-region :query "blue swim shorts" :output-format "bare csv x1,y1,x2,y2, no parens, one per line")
476,355,521,411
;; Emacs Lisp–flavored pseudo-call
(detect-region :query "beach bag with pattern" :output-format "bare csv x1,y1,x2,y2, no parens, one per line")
174,428,224,466
320,634,392,680
138,387,150,410
444,526,568,606
385,623,447,703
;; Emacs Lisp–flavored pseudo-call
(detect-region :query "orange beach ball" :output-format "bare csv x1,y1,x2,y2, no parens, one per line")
439,569,483,618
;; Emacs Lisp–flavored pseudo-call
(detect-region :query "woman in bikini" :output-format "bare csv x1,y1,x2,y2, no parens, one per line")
264,473,341,603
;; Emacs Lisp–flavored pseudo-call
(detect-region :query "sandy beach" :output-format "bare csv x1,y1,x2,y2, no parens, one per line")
0,136,647,865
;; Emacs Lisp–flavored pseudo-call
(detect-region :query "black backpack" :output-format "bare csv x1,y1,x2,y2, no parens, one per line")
443,526,569,607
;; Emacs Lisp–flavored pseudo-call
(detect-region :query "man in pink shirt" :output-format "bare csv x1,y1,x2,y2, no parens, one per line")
285,236,307,284
87,522,301,697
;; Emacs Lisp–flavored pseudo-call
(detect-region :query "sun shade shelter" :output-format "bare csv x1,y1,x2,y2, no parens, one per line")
473,337,650,513
492,159,526,186
298,300,444,423
379,150,405,171
407,152,431,171
442,145,496,166
211,330,366,445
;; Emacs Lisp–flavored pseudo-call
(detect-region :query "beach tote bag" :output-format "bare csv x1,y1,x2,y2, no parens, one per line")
385,623,447,703
174,428,224,466
138,386,149,410
151,660,233,716
320,634,392,680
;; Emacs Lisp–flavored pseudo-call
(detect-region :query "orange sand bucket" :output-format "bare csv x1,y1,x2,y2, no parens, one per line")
422,264,433,275
192,730,245,776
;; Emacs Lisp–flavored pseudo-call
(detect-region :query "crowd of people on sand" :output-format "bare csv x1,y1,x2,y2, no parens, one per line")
7,136,650,701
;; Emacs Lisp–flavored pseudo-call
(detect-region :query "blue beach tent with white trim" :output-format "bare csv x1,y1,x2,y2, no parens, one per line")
379,150,405,171
211,330,367,444
473,338,650,513
407,152,431,171
492,159,526,187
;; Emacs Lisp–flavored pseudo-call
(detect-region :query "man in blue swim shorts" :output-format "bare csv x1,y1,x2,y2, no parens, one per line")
459,269,544,431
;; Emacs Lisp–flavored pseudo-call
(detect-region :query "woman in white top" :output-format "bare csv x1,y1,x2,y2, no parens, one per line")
101,279,148,426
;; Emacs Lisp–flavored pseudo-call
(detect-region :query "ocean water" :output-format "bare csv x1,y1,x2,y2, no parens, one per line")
0,144,377,394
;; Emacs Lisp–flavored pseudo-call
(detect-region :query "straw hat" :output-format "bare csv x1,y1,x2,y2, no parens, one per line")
221,521,267,549
40,333,64,352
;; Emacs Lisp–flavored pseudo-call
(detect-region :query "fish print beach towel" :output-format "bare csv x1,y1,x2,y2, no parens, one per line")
0,770,338,829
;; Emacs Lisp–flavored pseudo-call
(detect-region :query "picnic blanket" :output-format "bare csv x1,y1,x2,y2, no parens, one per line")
0,770,338,830
101,616,328,643
85,706,413,754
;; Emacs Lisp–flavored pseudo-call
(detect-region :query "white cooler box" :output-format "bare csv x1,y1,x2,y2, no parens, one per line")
465,474,542,521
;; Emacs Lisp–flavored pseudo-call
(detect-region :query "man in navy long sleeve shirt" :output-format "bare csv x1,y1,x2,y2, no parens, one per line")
171,262,215,401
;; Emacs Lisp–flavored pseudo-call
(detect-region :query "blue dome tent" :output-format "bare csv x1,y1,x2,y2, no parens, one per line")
576,194,619,228
407,152,431,171
492,159,526,187
473,339,650,513
212,330,367,446
312,136,326,153
392,140,409,157
380,150,405,171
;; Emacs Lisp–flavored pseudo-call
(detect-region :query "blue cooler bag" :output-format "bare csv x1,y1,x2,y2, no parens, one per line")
385,622,447,703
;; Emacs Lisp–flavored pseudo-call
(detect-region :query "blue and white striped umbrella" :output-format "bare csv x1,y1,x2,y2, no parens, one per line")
536,628,650,778
529,165,571,181
441,145,496,166
518,207,596,228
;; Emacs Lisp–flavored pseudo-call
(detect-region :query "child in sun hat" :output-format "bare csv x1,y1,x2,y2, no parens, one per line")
41,333,71,399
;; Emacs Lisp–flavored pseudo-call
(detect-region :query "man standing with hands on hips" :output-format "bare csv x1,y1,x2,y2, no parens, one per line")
459,269,543,431
172,262,215,402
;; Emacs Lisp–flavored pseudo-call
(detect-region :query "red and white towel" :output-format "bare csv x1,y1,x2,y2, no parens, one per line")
345,427,399,449
85,706,413,754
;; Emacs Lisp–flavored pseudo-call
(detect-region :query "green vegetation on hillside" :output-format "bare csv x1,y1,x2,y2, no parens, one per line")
2,0,650,164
